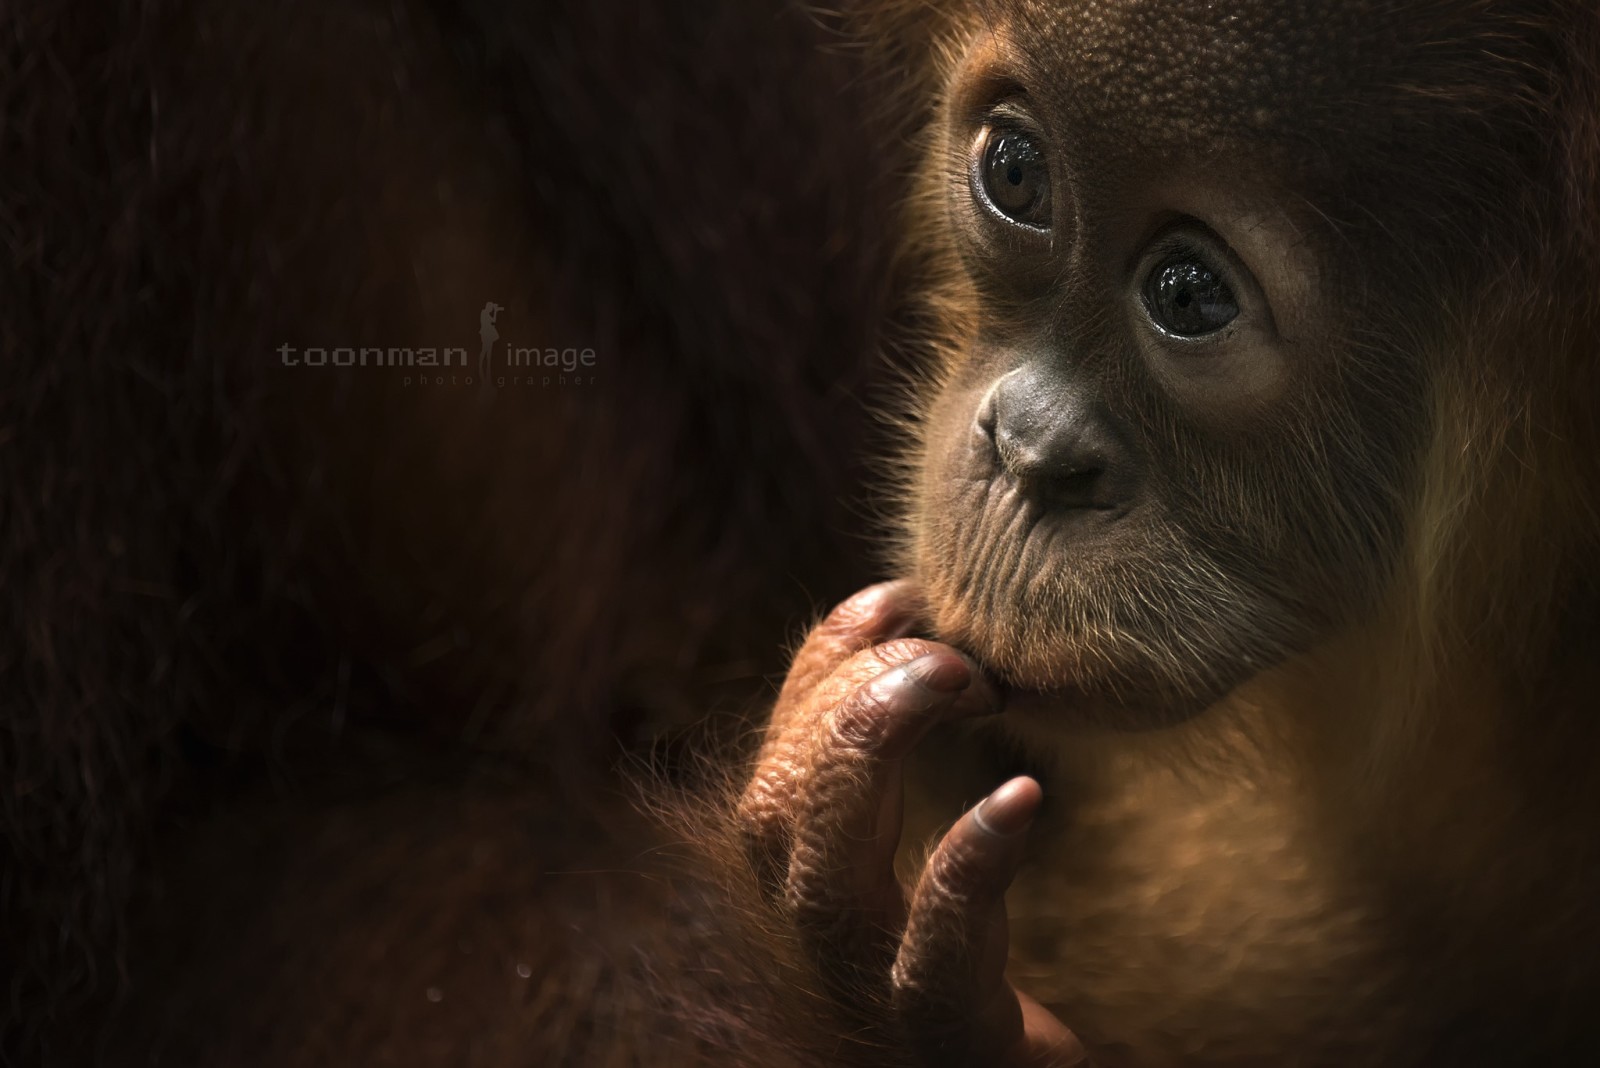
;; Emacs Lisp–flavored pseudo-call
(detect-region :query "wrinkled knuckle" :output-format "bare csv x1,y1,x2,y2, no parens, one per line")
874,637,940,666
811,669,869,718
794,764,869,829
739,766,795,826
784,859,857,933
783,849,828,910
925,840,983,907
785,887,848,936
828,684,897,751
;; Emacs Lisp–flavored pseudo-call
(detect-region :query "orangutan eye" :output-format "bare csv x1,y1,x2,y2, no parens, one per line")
975,123,1052,230
1142,254,1239,337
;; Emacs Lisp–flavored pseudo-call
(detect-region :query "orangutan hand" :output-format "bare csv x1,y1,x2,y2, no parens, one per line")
737,581,1088,1067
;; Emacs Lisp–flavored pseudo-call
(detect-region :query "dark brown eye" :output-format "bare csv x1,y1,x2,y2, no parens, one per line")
1143,255,1238,337
977,125,1052,230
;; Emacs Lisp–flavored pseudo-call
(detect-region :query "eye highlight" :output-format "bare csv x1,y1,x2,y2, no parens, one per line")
974,121,1052,230
1142,254,1239,337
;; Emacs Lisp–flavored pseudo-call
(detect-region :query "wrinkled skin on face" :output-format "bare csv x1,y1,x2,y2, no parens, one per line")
911,1,1465,716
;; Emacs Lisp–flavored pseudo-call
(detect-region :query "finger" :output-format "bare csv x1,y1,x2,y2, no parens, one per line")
1014,991,1091,1068
739,641,999,892
783,650,1000,988
772,580,924,730
892,777,1054,1067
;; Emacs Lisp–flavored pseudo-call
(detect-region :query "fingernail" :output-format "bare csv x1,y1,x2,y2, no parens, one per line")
971,777,1041,837
902,653,971,694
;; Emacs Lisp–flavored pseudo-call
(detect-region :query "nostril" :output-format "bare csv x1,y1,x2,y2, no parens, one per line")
993,423,1030,474
1049,465,1105,508
984,368,1131,511
975,388,999,440
995,425,1110,508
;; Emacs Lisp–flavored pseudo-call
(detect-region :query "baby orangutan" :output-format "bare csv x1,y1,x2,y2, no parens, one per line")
721,1,1600,1065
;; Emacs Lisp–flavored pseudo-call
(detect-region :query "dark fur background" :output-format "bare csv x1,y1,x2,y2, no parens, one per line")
1,1,922,1061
